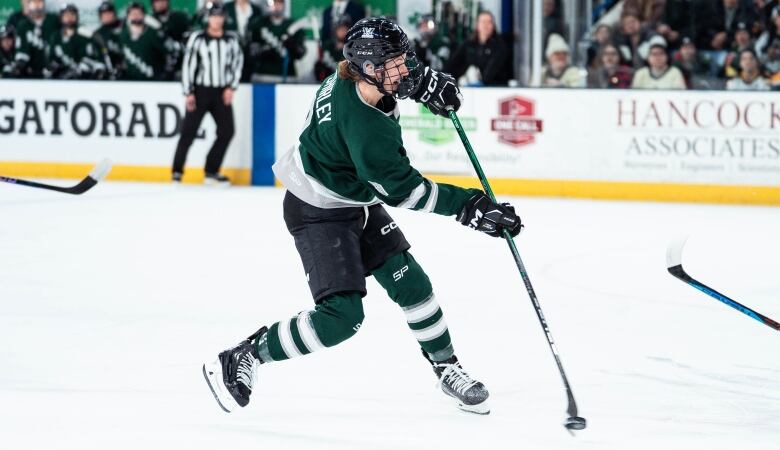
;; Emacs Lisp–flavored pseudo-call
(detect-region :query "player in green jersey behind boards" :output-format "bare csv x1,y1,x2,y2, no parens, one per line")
247,0,305,82
203,17,523,416
118,2,166,80
13,0,59,77
93,2,123,78
45,4,105,79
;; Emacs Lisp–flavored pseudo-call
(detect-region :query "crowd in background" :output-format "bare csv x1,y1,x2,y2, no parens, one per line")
574,0,780,91
2,0,780,91
0,0,308,81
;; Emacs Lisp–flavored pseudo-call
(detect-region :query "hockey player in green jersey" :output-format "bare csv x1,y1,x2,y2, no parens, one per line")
13,0,59,77
93,2,122,77
247,0,305,82
45,4,104,79
150,0,190,43
0,25,19,77
314,14,350,82
203,17,523,415
118,2,166,80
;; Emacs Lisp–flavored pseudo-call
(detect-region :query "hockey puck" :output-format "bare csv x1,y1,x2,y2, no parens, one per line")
564,416,587,430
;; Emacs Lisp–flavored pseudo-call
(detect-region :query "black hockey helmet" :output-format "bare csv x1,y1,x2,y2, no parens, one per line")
59,3,79,26
0,24,15,39
126,1,146,14
205,1,225,16
98,1,115,14
60,3,79,17
343,17,424,99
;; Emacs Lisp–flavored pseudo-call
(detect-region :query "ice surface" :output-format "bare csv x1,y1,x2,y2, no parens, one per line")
1,182,779,450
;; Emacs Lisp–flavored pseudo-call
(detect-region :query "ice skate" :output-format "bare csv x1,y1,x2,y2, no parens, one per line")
426,352,490,415
204,172,230,187
202,327,266,413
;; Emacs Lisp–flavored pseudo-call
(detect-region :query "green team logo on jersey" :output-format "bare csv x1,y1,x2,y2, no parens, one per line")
399,105,476,146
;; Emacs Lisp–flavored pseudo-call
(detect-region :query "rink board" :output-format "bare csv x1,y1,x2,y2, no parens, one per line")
274,85,780,205
0,80,254,185
2,79,779,204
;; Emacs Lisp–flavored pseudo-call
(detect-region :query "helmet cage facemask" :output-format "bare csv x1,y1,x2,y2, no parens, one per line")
350,51,423,99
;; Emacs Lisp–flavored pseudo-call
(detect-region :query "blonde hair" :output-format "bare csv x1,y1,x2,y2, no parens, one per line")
337,60,362,81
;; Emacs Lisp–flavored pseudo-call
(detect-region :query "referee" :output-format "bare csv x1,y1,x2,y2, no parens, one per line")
172,2,243,185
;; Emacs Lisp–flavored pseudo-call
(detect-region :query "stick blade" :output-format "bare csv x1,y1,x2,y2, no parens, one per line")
88,159,113,182
666,234,689,269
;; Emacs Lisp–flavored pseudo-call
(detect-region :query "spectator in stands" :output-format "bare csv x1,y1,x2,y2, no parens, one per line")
615,11,652,69
543,0,566,44
321,0,365,47
586,24,612,67
13,0,59,78
222,0,262,42
0,25,19,77
673,36,714,89
763,40,780,88
93,2,123,76
587,42,633,88
248,0,305,83
623,0,666,29
697,0,760,75
756,7,780,61
6,0,28,28
446,10,509,86
755,0,777,31
723,22,756,77
314,14,350,82
541,33,582,87
118,2,166,80
726,48,770,89
656,0,695,49
45,4,105,79
414,14,450,71
631,35,686,89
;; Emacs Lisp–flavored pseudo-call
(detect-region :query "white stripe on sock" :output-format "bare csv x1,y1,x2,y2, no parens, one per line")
412,315,449,342
278,318,303,358
297,311,325,353
403,295,439,324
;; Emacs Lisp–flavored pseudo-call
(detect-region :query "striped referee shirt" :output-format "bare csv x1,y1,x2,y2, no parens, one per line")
181,30,244,95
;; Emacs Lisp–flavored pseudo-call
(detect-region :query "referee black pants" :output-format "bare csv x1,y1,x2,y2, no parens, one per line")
172,86,235,175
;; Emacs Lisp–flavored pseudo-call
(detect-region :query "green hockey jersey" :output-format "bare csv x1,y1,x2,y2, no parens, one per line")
93,21,122,72
118,25,166,80
14,13,60,77
46,29,104,79
153,10,190,43
248,16,305,77
272,74,477,216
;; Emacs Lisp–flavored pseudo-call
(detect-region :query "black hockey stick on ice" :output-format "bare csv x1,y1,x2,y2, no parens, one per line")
0,159,112,195
667,235,780,331
448,110,587,432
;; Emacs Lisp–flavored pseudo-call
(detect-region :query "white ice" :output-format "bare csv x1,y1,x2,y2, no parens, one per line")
1,182,779,450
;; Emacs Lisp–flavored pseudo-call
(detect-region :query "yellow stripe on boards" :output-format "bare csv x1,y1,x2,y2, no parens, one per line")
425,175,780,206
0,162,252,186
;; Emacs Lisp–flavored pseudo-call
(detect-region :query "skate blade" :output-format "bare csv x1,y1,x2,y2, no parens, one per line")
456,400,490,415
202,361,239,413
204,179,230,187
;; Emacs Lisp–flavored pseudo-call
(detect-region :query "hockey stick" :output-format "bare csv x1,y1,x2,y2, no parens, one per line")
0,159,112,195
667,235,780,331
448,110,586,432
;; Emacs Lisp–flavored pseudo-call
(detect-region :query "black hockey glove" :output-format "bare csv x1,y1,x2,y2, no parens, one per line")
457,193,523,238
411,67,462,117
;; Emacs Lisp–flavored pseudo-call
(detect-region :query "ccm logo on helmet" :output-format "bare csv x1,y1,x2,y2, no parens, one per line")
381,222,398,235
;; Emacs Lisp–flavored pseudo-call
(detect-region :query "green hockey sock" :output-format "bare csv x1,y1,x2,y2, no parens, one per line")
255,292,364,362
372,251,454,362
